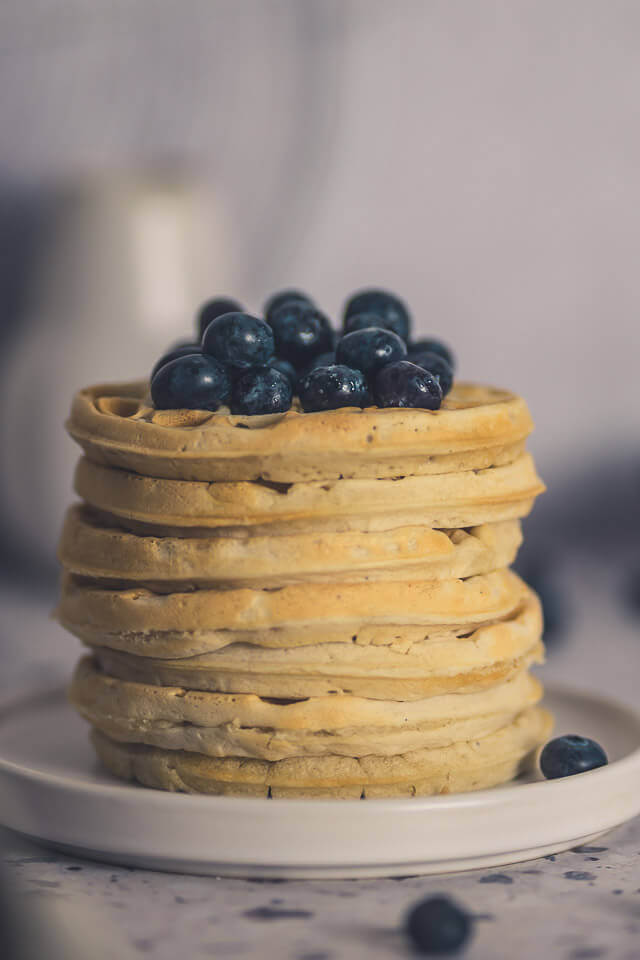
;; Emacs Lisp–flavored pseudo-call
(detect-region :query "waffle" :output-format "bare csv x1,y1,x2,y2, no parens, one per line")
90,707,553,798
60,505,524,587
71,656,543,760
72,452,543,532
67,380,535,482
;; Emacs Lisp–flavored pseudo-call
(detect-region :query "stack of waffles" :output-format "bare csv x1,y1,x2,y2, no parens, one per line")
59,379,552,798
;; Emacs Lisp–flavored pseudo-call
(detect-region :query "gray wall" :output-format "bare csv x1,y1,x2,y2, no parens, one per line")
0,3,638,694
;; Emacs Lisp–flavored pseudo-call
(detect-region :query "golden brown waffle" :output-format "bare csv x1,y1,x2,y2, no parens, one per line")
60,505,523,588
72,452,543,533
67,380,535,482
71,657,543,760
90,707,553,798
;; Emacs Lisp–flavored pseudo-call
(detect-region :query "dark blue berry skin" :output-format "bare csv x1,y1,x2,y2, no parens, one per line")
375,361,442,410
410,351,454,396
230,367,293,416
202,312,274,370
151,342,202,380
298,364,371,412
540,736,608,780
336,327,407,377
344,290,410,341
197,297,243,340
269,301,333,368
297,351,337,393
269,357,298,387
264,289,313,324
151,354,231,411
406,896,473,956
409,338,455,371
305,351,336,373
343,311,387,335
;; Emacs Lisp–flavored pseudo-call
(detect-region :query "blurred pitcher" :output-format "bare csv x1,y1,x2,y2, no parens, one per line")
0,170,232,577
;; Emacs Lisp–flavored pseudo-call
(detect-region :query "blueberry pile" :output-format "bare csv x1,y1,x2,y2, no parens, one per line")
150,289,456,415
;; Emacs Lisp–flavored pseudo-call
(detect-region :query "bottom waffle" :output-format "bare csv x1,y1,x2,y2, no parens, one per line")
90,705,552,798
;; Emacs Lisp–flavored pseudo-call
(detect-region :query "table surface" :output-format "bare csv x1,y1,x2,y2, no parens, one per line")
1,554,639,960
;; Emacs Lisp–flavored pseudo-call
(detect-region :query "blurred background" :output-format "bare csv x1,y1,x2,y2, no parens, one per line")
0,0,638,703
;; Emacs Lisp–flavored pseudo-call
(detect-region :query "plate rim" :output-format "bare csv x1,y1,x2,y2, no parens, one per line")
1,683,639,876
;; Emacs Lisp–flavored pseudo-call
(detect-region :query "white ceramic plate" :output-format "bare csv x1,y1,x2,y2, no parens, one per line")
0,686,638,879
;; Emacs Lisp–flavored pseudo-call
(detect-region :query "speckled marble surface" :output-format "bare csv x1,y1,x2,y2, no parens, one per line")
2,821,640,960
1,555,639,959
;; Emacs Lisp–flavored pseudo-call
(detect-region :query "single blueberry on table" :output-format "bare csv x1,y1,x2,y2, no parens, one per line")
336,326,407,377
202,312,274,370
410,350,454,396
151,342,202,380
540,736,608,779
269,301,333,368
269,357,298,387
151,353,231,411
264,289,313,324
409,338,455,371
197,297,243,340
343,289,410,342
298,364,371,412
375,360,442,410
406,895,473,955
230,367,293,415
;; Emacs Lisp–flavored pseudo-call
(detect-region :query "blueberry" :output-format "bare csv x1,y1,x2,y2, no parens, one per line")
269,301,333,368
269,357,298,387
540,736,608,780
406,895,473,955
197,297,244,340
336,327,407,377
343,311,387,335
409,338,455,371
375,360,442,409
264,289,313,324
410,351,454,396
151,354,231,411
151,342,202,380
304,351,336,373
202,312,274,370
296,351,337,393
230,367,293,415
343,290,410,341
298,364,371,412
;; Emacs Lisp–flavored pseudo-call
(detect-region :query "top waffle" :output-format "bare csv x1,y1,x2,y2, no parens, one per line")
67,379,535,483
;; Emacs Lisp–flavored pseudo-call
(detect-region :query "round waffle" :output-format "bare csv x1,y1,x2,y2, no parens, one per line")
71,657,543,760
58,568,533,652
60,506,523,588
66,380,535,482
73,583,544,701
90,706,553,797
73,453,543,534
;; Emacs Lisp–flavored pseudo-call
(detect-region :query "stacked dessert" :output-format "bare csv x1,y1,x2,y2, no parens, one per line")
59,289,551,798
